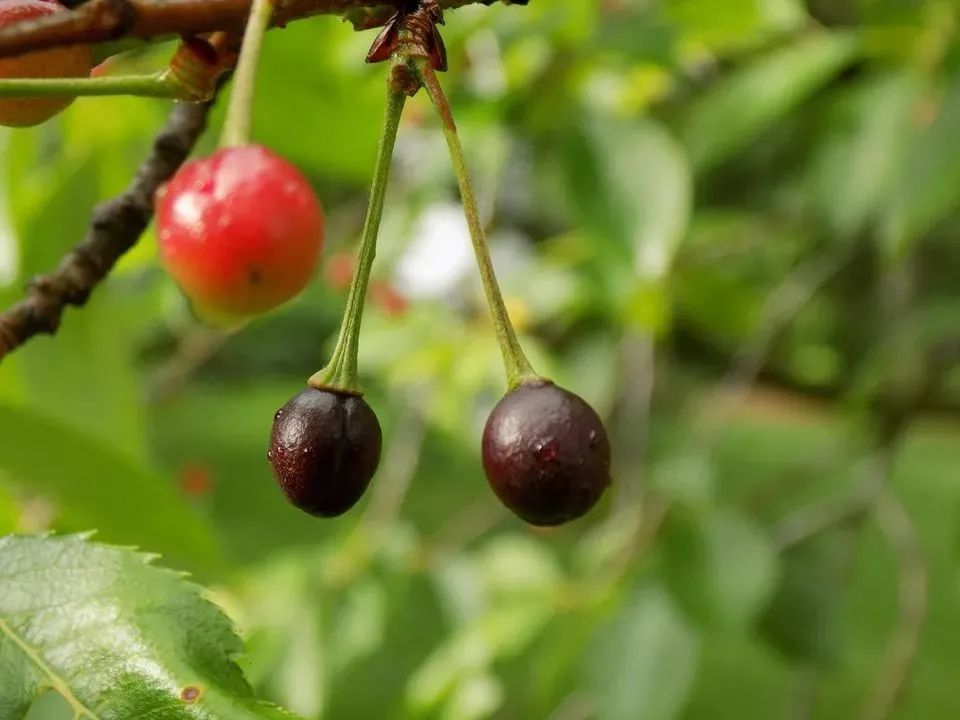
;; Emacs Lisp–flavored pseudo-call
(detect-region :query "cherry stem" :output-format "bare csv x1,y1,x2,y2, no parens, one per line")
309,74,407,395
414,59,538,389
220,0,273,147
0,72,188,99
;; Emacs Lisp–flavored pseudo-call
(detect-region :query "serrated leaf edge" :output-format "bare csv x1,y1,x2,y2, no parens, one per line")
0,532,256,718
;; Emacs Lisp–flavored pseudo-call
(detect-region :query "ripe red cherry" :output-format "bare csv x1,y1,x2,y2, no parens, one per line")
0,0,92,128
156,145,324,317
482,380,612,526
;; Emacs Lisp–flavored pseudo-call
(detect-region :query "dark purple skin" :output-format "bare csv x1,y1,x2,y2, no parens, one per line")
482,380,612,526
268,387,382,517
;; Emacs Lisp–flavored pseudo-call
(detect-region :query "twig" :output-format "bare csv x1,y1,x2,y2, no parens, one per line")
859,492,927,720
697,246,853,445
767,266,958,552
548,693,595,720
0,0,516,59
771,452,889,552
144,323,239,404
424,494,505,561
789,669,820,720
0,99,213,360
609,332,655,508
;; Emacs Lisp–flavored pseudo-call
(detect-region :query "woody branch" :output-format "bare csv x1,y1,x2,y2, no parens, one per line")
0,0,521,59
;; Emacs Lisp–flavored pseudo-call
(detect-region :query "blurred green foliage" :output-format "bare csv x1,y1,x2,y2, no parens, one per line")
2,0,960,718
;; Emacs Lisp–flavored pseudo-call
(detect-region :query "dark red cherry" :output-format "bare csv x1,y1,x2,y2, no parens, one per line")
482,380,611,526
268,387,381,517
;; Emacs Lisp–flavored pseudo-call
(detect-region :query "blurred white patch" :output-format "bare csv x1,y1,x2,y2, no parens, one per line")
395,203,474,300
488,229,534,288
467,30,507,99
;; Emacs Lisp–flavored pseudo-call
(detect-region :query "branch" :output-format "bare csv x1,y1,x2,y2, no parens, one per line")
771,451,888,552
696,246,854,446
769,326,958,551
0,0,520,59
673,328,960,420
859,492,927,720
0,99,213,360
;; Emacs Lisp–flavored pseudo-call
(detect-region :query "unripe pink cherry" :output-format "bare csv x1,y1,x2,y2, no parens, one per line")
0,0,92,128
156,145,324,317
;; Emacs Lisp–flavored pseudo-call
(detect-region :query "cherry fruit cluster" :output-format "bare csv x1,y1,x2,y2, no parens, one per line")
262,1,612,527
1,0,612,527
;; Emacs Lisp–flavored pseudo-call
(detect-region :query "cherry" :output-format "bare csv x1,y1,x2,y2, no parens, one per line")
155,145,324,317
482,380,611,526
268,387,382,517
0,0,91,128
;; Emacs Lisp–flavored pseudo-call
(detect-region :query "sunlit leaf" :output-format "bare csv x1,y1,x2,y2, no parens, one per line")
661,507,779,628
0,534,304,719
808,72,920,240
883,68,960,257
680,33,858,171
583,584,699,720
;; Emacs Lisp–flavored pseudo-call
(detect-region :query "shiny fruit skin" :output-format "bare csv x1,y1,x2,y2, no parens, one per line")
268,388,382,517
0,0,91,128
156,145,324,317
482,380,611,526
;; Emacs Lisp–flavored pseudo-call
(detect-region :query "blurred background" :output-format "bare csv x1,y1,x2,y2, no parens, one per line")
2,0,960,718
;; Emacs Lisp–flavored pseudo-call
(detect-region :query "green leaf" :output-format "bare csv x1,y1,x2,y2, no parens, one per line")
808,72,920,240
627,122,693,281
406,539,562,718
566,118,691,273
405,602,551,717
248,21,385,185
562,117,691,331
583,584,699,720
883,68,960,257
680,33,858,171
758,530,852,663
0,290,151,462
2,129,99,283
667,0,807,52
0,405,220,574
0,487,17,535
661,507,779,628
0,534,305,719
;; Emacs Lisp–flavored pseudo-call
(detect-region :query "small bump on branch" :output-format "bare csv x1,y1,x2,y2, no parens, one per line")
0,98,214,360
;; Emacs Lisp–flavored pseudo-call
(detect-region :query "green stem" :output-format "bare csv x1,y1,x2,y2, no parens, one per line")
415,59,538,389
220,0,274,147
308,78,407,394
0,72,185,98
